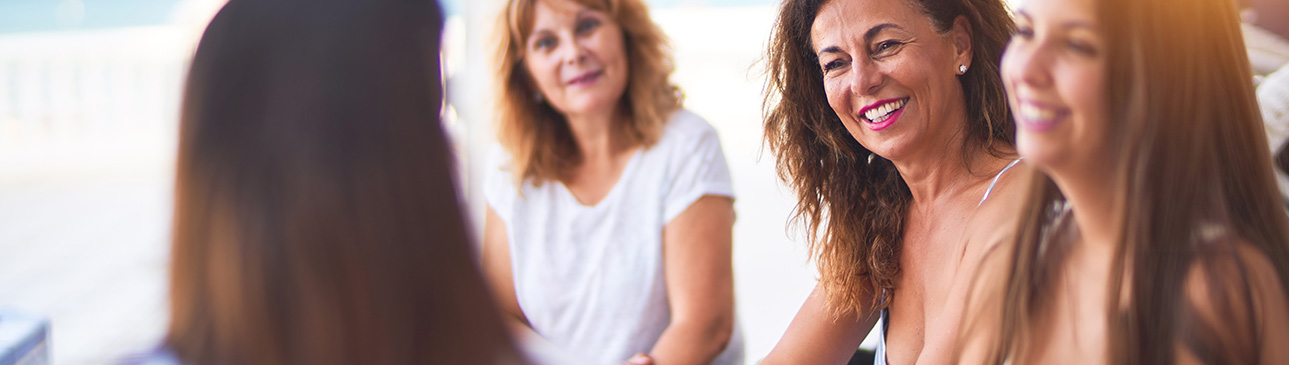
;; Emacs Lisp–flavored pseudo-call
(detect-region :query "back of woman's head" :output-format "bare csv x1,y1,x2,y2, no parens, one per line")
167,0,516,364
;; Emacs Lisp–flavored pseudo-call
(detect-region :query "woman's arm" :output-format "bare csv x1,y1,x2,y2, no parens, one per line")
760,284,879,365
482,206,538,336
644,195,738,365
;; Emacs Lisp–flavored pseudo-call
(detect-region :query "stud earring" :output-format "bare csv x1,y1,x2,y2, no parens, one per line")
958,64,968,74
534,93,544,103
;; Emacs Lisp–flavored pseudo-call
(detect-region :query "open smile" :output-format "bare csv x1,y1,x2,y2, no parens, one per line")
1016,100,1071,132
858,97,910,131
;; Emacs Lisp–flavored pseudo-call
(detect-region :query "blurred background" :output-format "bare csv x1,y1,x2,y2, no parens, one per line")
21,0,1281,363
0,0,826,363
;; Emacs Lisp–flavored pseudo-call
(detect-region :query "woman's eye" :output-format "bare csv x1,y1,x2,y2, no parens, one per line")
534,37,556,50
1014,26,1035,39
872,40,904,56
1067,40,1098,55
823,59,846,72
576,19,600,34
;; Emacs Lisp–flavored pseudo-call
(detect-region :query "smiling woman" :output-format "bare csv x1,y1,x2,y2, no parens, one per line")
483,0,745,363
760,0,1019,363
956,0,1289,362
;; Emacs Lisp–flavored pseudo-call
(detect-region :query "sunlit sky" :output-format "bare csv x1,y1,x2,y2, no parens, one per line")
0,0,782,34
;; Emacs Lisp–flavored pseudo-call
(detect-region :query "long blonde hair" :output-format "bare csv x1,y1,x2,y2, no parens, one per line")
494,0,680,186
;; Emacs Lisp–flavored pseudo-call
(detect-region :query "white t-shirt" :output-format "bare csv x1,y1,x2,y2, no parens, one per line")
484,109,745,365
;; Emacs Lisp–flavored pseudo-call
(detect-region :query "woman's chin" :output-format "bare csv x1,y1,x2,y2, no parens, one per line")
556,96,621,118
858,134,919,164
1016,136,1069,172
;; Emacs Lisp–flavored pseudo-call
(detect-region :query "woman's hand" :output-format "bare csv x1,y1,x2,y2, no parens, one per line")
620,353,654,365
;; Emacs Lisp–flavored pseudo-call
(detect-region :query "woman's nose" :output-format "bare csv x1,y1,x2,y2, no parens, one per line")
849,60,883,95
1010,44,1054,89
560,40,585,66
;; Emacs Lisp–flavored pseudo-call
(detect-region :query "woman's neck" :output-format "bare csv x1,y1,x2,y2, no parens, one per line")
565,106,627,161
1051,161,1121,254
894,142,1011,208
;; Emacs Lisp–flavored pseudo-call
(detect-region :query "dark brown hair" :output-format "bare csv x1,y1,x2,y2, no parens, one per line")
971,0,1289,362
762,0,1015,315
495,0,681,186
166,0,517,363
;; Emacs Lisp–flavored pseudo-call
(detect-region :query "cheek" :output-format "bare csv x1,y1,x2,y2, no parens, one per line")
823,79,850,115
604,41,628,76
524,58,561,95
1065,67,1109,135
999,47,1024,94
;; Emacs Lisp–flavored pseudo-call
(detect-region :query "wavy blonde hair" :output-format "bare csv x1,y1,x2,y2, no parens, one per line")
494,0,680,186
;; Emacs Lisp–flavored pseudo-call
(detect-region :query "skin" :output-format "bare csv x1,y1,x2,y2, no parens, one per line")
761,0,1026,364
482,0,736,363
959,0,1289,362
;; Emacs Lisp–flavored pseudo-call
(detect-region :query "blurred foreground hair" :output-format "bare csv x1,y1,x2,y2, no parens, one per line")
966,0,1289,362
167,0,517,364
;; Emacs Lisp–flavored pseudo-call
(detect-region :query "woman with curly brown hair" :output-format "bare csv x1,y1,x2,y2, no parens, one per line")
481,0,744,363
759,0,1020,363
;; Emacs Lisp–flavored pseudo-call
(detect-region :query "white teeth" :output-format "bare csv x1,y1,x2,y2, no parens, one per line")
864,98,907,123
1019,103,1060,122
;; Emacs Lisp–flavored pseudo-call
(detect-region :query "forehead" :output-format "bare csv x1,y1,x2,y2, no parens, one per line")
533,0,582,21
810,0,927,48
525,0,605,31
1015,0,1098,26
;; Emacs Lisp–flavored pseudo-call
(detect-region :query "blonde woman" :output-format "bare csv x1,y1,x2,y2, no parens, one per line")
481,0,744,363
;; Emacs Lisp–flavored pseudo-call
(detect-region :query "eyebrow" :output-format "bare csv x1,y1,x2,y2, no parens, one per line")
817,23,904,55
528,9,596,40
1016,10,1096,30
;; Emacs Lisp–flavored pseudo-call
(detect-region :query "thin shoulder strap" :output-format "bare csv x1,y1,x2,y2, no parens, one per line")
978,158,1023,207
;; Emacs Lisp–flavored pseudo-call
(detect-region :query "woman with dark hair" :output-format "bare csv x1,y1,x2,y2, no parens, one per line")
153,0,518,363
957,0,1289,362
760,0,1020,363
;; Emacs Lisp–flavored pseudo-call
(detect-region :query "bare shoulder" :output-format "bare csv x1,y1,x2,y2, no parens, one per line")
1183,238,1285,311
1181,237,1289,364
966,161,1032,257
954,232,1017,364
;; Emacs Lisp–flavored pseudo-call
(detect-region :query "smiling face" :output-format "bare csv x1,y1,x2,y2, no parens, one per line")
1003,0,1108,171
523,0,629,119
810,0,973,162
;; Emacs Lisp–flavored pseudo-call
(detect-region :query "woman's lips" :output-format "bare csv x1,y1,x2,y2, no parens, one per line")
567,70,603,87
867,106,904,131
858,97,909,131
1016,101,1070,132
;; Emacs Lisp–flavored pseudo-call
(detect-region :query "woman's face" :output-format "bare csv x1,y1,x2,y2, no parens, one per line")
1003,0,1108,171
810,0,972,162
523,0,629,118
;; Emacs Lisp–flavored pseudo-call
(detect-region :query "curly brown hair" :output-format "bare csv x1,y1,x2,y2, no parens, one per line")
494,0,680,186
762,0,1015,316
